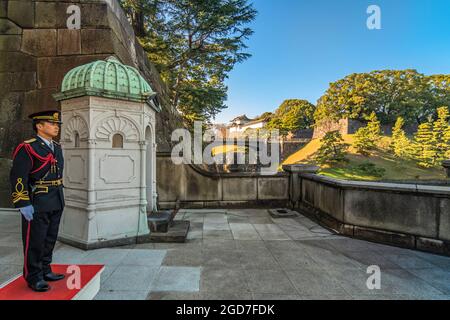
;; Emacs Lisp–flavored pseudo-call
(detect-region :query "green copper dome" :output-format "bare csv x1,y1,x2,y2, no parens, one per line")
54,56,157,104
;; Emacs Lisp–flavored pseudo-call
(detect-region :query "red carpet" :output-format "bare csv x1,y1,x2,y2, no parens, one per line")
0,264,104,300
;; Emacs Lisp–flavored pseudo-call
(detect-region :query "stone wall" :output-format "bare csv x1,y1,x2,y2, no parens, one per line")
313,118,417,139
280,140,307,162
286,168,450,256
0,0,182,207
157,153,290,209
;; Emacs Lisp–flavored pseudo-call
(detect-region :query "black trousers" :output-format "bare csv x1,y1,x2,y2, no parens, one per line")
21,210,63,284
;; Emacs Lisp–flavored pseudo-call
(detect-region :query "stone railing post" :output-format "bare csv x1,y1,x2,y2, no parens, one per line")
282,164,320,208
443,160,450,178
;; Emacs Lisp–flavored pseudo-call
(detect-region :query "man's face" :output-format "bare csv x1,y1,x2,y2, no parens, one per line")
37,121,60,138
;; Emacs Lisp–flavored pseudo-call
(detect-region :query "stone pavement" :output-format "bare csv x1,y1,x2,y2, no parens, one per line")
1,208,449,300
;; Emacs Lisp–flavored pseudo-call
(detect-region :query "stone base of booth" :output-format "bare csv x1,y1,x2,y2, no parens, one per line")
148,220,190,243
297,202,450,257
58,234,152,250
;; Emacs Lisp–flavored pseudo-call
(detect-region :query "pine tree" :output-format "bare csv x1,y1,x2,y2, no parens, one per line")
367,111,381,139
354,127,372,155
354,112,381,155
432,106,450,164
391,117,411,158
413,121,436,168
445,125,450,159
315,131,349,165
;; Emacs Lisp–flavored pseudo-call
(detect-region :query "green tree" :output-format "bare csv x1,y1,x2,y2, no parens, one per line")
353,112,380,155
314,70,440,126
315,131,349,165
367,111,381,139
265,99,316,137
120,0,257,126
390,117,411,158
255,112,273,121
413,121,436,168
427,75,450,110
432,106,450,164
354,127,372,156
445,124,450,159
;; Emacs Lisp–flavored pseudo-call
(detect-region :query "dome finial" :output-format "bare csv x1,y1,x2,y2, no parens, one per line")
105,56,120,63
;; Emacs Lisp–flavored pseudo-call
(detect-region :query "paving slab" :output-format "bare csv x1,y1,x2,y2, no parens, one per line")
150,266,200,292
80,248,131,266
121,249,166,266
200,266,250,294
229,223,261,240
162,248,203,267
239,249,280,270
285,268,349,296
202,249,242,268
101,265,160,291
253,224,291,240
244,269,297,295
203,230,233,240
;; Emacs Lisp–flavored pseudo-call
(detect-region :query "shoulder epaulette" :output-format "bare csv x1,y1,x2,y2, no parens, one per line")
24,138,36,144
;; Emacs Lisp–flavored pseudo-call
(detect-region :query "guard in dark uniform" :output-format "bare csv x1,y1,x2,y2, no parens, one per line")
10,110,66,292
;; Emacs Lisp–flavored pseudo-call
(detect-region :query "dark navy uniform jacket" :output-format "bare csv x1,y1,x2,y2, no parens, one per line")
10,136,65,212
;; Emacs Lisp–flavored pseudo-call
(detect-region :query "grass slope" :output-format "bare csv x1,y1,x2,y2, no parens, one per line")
282,135,447,181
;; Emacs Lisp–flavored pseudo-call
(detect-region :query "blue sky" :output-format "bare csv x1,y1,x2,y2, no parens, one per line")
214,0,450,123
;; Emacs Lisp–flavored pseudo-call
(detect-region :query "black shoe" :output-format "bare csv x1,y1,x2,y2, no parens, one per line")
44,272,65,282
28,280,50,292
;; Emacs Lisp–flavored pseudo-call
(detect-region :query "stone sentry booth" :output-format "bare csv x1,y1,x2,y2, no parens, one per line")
53,56,160,249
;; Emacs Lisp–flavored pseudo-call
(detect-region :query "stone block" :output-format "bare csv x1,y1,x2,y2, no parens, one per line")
0,1,6,18
344,189,438,238
258,177,289,200
338,223,354,237
416,237,445,255
0,119,32,157
35,2,56,28
0,51,36,72
0,18,22,34
184,168,220,202
222,178,257,201
23,88,59,120
22,29,56,56
315,182,343,221
7,0,34,28
57,29,81,55
37,54,109,89
80,3,109,28
0,91,23,122
157,157,186,202
0,35,21,51
353,226,415,249
302,179,343,221
439,198,450,241
81,29,113,54
36,2,108,29
0,72,36,92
